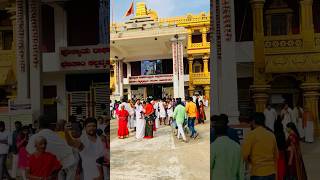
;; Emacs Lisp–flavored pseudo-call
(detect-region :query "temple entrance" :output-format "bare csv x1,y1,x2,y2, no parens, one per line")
270,75,302,114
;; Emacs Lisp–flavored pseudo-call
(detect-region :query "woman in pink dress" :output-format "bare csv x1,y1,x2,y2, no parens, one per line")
16,126,30,180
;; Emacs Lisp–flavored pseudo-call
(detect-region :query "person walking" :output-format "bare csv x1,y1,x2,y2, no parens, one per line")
303,108,314,143
281,102,294,133
117,104,130,139
65,117,105,180
16,126,31,180
242,112,278,180
26,115,76,180
185,97,199,139
274,116,287,180
135,99,145,140
264,104,277,131
144,98,155,139
173,98,188,143
286,122,307,180
26,136,61,180
10,121,22,179
0,121,13,180
211,118,244,180
211,114,240,144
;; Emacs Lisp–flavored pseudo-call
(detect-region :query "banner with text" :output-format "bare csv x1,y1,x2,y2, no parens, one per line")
128,74,173,85
60,45,109,71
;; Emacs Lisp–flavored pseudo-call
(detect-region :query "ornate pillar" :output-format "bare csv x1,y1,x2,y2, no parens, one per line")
15,0,29,100
250,0,269,112
188,55,194,97
203,54,209,74
301,72,320,137
300,0,315,49
29,0,43,117
119,60,124,98
171,35,185,99
6,4,17,96
202,27,207,47
187,29,192,48
204,85,210,102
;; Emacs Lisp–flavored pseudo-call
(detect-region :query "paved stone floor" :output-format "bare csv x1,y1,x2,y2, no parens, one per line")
301,138,320,180
110,118,210,180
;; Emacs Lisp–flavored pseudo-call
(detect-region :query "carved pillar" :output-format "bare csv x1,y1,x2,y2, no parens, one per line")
203,54,209,74
188,55,194,97
301,72,320,137
251,84,270,112
202,27,207,46
204,85,210,102
250,0,269,112
119,60,124,98
188,29,192,48
300,0,315,49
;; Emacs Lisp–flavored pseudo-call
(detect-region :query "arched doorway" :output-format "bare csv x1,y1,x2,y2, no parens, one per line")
270,75,302,113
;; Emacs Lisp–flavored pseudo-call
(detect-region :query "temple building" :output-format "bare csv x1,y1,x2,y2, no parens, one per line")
211,0,320,136
110,2,210,101
0,0,109,128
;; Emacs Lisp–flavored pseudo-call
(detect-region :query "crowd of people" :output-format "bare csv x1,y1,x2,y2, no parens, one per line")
113,95,207,142
0,115,109,180
211,102,309,180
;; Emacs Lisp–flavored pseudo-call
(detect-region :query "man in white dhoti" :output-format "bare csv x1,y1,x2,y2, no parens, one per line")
135,99,145,140
264,104,277,131
159,99,167,125
303,108,314,143
281,103,294,136
153,99,160,129
293,104,304,138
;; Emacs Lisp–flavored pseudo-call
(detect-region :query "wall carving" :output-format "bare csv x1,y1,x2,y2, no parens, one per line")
264,39,303,49
265,53,320,73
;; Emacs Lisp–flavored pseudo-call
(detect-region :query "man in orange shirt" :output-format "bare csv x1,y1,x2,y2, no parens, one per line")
242,112,278,180
185,97,199,139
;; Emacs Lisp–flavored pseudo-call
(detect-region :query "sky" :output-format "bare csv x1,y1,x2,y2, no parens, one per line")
110,0,210,23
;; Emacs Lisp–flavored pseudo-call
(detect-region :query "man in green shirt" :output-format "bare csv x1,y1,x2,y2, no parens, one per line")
173,98,187,143
211,116,244,180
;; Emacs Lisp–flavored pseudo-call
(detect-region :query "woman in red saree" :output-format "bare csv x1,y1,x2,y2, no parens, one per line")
117,105,129,139
274,116,287,180
286,122,307,180
198,100,206,124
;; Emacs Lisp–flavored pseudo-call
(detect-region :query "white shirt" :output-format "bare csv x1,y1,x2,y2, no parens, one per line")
292,107,303,125
264,108,277,131
79,133,105,180
26,129,75,169
135,103,144,119
0,130,9,154
281,108,294,127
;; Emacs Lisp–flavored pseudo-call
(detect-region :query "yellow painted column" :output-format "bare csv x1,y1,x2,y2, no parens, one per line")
187,29,192,49
203,54,209,74
300,0,315,49
301,72,320,137
204,85,210,102
202,27,207,47
250,0,269,112
188,56,194,97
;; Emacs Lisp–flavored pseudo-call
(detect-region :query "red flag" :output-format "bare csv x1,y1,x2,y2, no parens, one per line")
124,1,134,17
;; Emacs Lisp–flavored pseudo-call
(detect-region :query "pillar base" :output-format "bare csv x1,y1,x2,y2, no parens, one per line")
251,84,270,112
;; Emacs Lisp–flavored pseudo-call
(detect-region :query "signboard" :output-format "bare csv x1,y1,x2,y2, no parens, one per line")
60,45,109,70
8,99,32,114
128,74,173,85
230,124,251,144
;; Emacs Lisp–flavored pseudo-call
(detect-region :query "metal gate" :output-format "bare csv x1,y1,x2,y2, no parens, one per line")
67,83,109,119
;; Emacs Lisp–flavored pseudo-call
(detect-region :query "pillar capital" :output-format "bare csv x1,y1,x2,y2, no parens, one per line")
251,84,270,112
202,54,209,61
250,0,265,5
188,55,194,61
